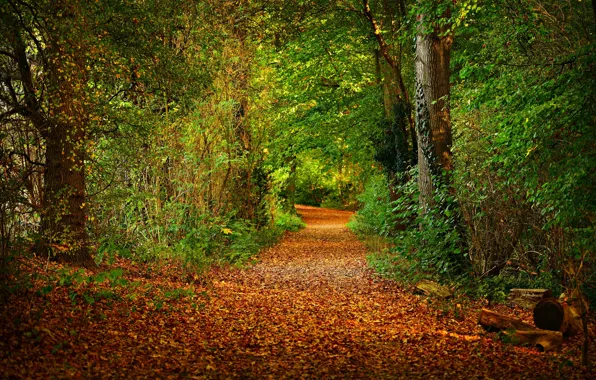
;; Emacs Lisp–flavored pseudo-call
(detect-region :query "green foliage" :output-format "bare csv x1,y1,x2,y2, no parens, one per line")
387,170,467,280
0,0,592,311
347,174,393,236
274,210,306,232
450,0,595,302
470,268,562,304
358,0,595,307
353,168,467,281
367,248,418,285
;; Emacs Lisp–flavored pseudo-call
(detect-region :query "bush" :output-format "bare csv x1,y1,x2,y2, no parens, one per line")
274,209,306,232
347,174,393,237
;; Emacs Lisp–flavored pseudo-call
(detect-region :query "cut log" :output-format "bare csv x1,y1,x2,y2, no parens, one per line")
478,308,535,332
533,297,582,337
533,297,564,331
503,329,563,352
508,288,553,309
478,308,563,352
414,280,452,299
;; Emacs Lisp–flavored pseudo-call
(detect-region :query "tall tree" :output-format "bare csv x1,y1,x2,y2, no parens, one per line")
1,0,92,263
414,0,454,211
362,0,417,181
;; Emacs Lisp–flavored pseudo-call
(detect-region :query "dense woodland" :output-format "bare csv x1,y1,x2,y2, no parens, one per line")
0,0,595,377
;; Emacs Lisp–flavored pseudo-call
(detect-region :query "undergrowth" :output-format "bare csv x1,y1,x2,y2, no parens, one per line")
1,208,305,307
350,172,571,304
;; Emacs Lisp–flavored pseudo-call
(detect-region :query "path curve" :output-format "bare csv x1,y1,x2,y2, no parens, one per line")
2,206,592,379
200,206,557,378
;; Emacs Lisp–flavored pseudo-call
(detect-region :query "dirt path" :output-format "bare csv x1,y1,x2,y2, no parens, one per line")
3,206,592,378
196,206,580,378
206,205,414,377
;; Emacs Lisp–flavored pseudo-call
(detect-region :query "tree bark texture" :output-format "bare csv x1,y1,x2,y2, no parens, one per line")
43,9,91,263
229,30,268,226
414,2,454,211
8,1,92,263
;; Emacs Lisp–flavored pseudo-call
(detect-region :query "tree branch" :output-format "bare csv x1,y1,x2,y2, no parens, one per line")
362,0,396,69
0,50,18,60
362,0,412,114
9,150,46,167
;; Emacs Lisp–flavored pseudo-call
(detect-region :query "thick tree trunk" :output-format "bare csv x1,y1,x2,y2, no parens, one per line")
230,32,263,224
10,7,92,264
41,2,92,264
41,121,89,263
414,2,454,211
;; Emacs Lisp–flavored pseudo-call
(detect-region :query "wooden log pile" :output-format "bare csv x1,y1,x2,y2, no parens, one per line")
508,288,552,309
478,289,585,352
478,308,563,352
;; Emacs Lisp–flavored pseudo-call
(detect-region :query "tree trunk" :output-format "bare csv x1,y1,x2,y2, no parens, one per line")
230,32,257,222
41,2,92,264
9,5,92,264
286,156,297,212
414,1,454,212
41,121,89,263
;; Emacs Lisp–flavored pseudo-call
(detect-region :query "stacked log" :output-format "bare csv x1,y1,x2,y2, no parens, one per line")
478,308,563,352
508,288,553,309
478,289,587,353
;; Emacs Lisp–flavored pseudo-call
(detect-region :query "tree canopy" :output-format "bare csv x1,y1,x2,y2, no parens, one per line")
1,0,594,370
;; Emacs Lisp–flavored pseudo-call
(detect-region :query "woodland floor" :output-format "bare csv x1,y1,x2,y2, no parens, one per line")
1,205,595,379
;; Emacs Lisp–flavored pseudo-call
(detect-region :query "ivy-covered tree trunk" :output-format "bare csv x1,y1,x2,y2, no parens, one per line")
44,2,92,264
41,121,89,263
366,0,416,199
231,35,255,222
414,1,454,212
8,1,93,264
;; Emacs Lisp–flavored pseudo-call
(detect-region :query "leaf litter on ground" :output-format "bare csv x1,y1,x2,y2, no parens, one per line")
1,205,595,378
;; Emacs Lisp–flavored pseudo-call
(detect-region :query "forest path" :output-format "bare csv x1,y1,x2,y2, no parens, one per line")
199,205,552,378
206,205,413,377
3,206,586,379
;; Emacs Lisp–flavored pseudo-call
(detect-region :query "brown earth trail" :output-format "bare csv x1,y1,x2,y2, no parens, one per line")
2,206,594,379
180,206,590,378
